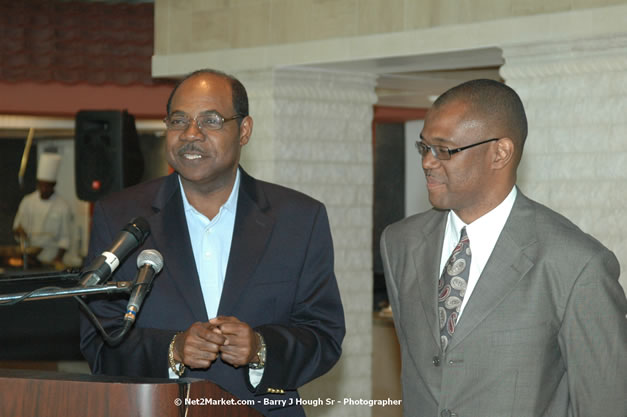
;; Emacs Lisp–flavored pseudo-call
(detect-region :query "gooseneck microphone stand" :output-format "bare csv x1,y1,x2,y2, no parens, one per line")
0,270,134,346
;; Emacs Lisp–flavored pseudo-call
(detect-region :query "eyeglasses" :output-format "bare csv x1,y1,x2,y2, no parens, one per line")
415,137,501,160
163,111,243,132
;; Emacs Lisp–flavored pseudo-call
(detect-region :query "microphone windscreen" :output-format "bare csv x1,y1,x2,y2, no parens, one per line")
136,249,164,273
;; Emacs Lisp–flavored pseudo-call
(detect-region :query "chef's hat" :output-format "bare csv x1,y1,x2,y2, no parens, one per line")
37,152,62,182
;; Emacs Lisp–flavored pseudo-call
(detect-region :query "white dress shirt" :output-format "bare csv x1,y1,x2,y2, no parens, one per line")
439,186,517,319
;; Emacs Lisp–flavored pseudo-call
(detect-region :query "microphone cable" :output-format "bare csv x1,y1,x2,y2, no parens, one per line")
76,295,133,347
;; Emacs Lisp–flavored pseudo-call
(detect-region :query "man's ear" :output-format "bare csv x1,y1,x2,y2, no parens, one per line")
239,116,253,146
493,137,514,169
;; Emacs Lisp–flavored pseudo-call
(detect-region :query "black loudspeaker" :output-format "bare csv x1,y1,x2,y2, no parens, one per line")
75,110,144,201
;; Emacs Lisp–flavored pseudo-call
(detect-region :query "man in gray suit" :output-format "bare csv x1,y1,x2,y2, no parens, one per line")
380,79,627,417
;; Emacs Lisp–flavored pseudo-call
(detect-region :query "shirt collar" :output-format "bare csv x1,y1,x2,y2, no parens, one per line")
448,186,518,242
178,169,241,216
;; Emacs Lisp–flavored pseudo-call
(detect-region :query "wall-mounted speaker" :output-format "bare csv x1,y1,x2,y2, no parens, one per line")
74,110,144,201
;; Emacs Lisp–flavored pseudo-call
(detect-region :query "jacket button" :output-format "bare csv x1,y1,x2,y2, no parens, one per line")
432,356,440,366
440,410,451,417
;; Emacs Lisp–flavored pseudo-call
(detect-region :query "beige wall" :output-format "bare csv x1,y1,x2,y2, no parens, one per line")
155,0,627,55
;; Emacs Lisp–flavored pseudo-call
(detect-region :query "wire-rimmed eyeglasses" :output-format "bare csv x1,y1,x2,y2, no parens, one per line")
415,137,501,160
163,111,243,132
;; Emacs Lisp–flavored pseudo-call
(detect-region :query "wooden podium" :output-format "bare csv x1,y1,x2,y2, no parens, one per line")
0,369,263,417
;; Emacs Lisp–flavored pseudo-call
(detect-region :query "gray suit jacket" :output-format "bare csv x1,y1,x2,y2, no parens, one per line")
381,190,627,417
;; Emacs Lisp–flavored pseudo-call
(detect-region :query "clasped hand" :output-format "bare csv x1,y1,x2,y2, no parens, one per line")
172,316,260,369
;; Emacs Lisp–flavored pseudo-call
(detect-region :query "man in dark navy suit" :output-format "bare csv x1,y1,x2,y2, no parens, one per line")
80,69,345,417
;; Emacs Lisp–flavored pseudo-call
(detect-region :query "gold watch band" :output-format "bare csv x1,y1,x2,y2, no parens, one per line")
168,333,185,377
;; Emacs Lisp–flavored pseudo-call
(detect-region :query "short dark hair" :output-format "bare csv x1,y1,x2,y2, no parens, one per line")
165,69,249,124
434,79,528,151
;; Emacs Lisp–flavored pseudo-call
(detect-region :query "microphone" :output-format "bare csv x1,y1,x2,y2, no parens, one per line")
79,217,151,287
124,249,164,323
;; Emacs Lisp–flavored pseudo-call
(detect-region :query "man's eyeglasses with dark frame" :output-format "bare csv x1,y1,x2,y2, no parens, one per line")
163,111,244,132
415,137,501,160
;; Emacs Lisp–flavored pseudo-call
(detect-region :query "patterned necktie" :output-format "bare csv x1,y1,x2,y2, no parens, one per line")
438,226,471,351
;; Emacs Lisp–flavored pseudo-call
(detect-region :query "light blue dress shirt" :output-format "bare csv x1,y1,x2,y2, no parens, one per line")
179,170,239,319
172,170,263,386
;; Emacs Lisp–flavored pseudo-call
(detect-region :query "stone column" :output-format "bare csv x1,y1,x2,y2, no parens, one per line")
237,68,378,417
500,35,627,293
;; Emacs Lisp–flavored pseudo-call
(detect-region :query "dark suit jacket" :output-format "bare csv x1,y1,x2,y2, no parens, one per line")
381,190,627,417
80,169,345,417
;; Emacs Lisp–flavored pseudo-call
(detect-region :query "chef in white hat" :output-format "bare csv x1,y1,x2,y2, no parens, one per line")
13,152,72,268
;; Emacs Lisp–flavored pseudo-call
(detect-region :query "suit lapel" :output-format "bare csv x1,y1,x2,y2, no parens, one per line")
217,170,275,316
413,211,448,347
448,192,537,351
149,174,209,322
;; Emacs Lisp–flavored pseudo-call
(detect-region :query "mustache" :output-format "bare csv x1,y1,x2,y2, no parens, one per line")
425,170,445,183
177,143,206,156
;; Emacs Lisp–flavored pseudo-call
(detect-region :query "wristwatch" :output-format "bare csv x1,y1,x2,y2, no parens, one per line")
168,333,185,377
249,332,266,369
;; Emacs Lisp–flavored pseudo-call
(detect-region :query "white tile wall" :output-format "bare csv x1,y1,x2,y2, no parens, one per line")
502,35,627,294
237,68,378,417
